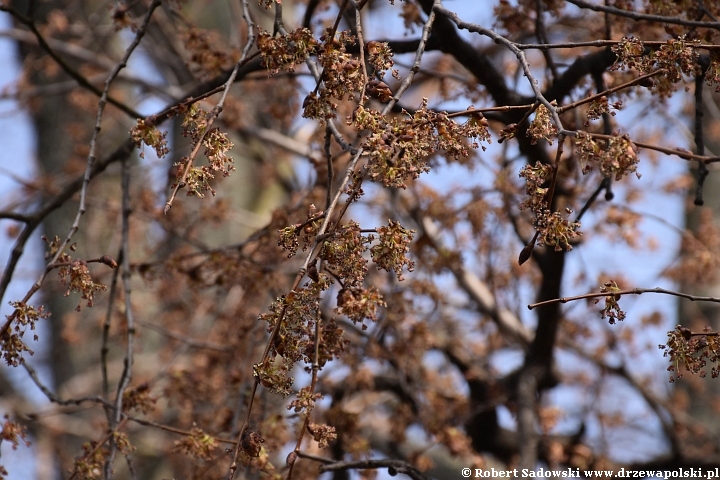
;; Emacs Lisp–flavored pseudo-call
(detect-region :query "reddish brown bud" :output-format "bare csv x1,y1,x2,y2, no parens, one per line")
343,59,360,71
679,327,692,341
637,77,654,88
241,430,264,457
302,93,315,109
308,263,320,282
100,255,118,269
518,243,533,266
366,41,380,54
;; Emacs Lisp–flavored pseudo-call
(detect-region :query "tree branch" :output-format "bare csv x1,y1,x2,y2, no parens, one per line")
528,286,720,310
566,0,720,30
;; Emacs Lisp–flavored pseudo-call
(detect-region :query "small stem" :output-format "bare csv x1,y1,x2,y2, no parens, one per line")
528,286,720,310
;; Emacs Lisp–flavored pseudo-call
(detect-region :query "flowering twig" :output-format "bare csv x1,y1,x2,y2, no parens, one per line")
309,0,350,95
285,293,323,480
230,2,440,475
528,286,720,310
68,418,129,480
2,0,161,337
164,0,257,215
324,0,439,230
353,1,369,102
564,130,720,164
164,73,242,213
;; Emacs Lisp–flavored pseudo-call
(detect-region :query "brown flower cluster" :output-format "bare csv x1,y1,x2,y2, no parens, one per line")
58,260,108,311
182,27,236,79
3,301,48,366
575,132,640,181
130,117,169,158
174,427,218,461
169,104,235,198
585,96,619,126
302,30,364,121
612,36,699,97
594,280,626,325
257,27,318,75
519,162,581,252
354,101,491,188
661,326,720,382
370,220,416,281
527,104,557,145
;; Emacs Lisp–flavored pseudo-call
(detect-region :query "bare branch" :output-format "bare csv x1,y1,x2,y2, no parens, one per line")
565,0,720,30
297,452,430,480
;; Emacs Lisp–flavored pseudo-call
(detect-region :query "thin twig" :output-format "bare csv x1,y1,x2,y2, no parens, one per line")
324,127,334,211
535,0,559,79
103,155,136,479
22,359,107,407
224,1,259,477
385,1,438,114
528,286,720,310
565,0,720,30
515,39,720,50
556,70,665,114
435,4,565,132
354,0,369,102
566,130,720,164
297,452,429,480
102,248,123,423
125,414,237,444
